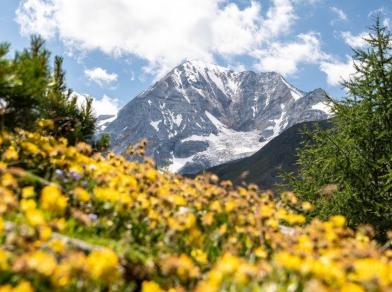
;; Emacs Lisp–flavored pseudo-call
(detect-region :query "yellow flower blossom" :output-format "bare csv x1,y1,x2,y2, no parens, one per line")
22,186,35,199
254,246,267,258
145,169,157,181
86,249,119,280
39,225,52,241
302,201,313,211
12,281,34,292
49,239,66,253
25,209,45,226
225,200,236,212
177,254,200,279
1,173,16,188
340,282,365,292
142,281,164,292
26,251,57,276
3,146,18,161
41,185,67,213
22,142,40,155
20,199,37,212
191,249,208,264
330,215,346,227
202,212,214,225
275,252,302,270
73,187,90,202
0,249,9,270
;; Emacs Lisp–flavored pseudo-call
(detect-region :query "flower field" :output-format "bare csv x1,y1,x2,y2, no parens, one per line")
0,127,391,291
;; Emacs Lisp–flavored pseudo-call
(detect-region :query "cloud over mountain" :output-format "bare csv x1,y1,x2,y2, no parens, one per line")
16,0,328,78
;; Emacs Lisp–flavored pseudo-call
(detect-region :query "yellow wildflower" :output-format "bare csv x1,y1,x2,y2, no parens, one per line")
39,225,52,241
49,239,66,253
340,283,364,292
145,169,157,181
216,253,240,274
177,254,200,279
22,186,35,199
0,248,9,270
3,146,18,161
1,173,16,188
302,201,313,211
330,215,346,227
171,195,186,206
25,209,45,226
202,212,214,225
210,200,222,212
41,185,67,213
254,246,267,258
26,251,57,276
20,199,36,212
13,281,34,292
275,252,301,270
86,249,119,280
141,281,164,292
225,200,236,212
73,187,90,202
191,249,208,265
22,142,40,155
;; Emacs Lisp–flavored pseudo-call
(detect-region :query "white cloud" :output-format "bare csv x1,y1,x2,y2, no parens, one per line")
17,0,353,89
261,0,297,39
383,18,391,28
341,31,368,49
15,0,57,39
74,92,119,116
320,56,355,86
330,6,347,21
253,32,328,76
84,67,118,86
16,0,297,77
92,95,120,116
293,0,322,6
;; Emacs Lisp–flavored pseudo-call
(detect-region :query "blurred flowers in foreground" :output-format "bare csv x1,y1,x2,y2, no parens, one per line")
0,128,390,291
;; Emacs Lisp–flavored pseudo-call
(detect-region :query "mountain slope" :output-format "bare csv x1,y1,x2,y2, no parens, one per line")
104,60,332,173
206,120,333,189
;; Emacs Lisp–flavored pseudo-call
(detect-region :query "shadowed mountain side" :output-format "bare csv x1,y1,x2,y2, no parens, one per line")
203,119,333,189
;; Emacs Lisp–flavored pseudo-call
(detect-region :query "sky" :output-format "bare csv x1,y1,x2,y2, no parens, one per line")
0,0,391,116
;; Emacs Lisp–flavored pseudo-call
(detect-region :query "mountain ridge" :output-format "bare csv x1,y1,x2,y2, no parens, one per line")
104,60,332,173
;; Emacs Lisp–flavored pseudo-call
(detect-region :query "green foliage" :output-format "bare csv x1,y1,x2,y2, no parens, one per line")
286,18,392,239
94,133,111,152
0,36,96,144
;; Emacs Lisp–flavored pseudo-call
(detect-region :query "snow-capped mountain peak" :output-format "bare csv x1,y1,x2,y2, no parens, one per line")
104,61,332,174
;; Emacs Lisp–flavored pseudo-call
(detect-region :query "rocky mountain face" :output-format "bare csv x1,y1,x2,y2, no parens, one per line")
205,120,333,189
104,60,332,174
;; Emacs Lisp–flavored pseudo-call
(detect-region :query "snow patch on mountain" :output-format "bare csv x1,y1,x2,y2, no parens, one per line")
312,101,333,115
150,120,161,132
169,111,269,172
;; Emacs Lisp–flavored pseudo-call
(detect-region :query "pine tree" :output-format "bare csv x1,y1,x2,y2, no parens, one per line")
0,36,97,144
286,18,392,240
3,36,50,130
0,42,12,131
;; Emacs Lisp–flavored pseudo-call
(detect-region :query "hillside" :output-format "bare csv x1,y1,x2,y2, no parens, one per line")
206,119,332,189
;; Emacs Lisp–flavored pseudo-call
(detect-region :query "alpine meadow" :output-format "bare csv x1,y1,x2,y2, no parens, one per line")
0,1,391,291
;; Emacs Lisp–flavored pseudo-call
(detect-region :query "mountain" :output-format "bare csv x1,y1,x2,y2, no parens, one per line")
96,114,116,132
205,119,332,189
104,60,332,173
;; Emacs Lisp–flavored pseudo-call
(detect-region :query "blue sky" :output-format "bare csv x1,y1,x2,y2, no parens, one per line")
0,0,391,116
